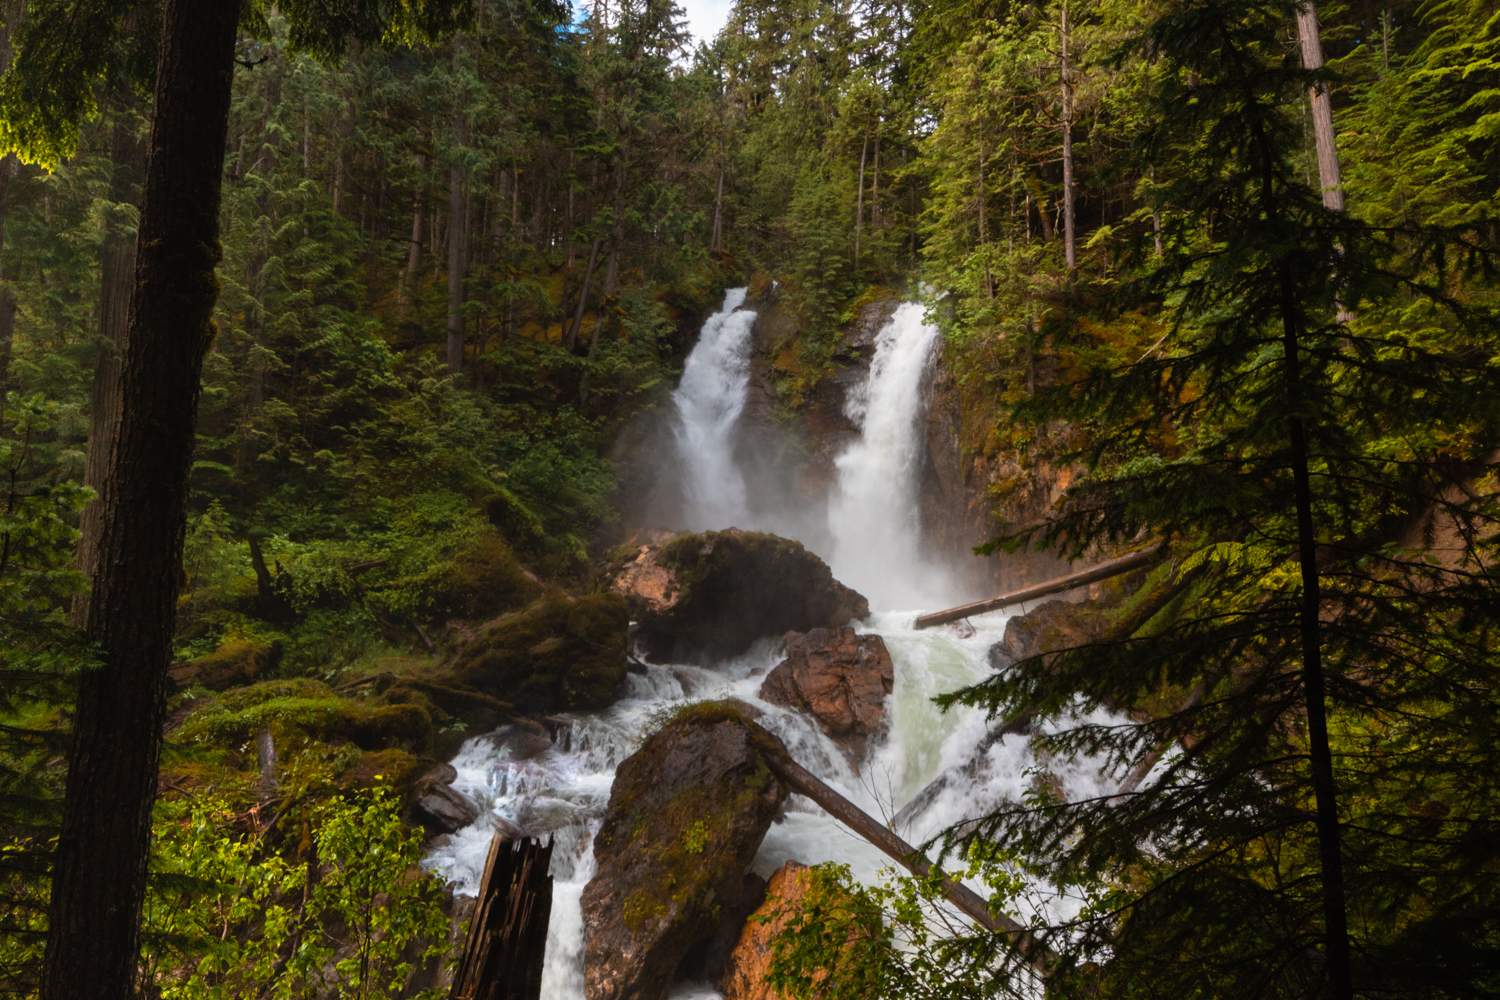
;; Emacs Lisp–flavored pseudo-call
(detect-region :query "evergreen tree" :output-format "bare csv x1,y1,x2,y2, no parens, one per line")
938,1,1500,996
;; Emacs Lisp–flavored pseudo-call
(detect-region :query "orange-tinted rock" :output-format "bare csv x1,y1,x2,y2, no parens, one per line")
717,861,812,1000
759,628,893,762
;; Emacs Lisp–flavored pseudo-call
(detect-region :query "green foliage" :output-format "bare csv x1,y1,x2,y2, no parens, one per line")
140,787,451,999
0,397,91,996
765,854,1035,1000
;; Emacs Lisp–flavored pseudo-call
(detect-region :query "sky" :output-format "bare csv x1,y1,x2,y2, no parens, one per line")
678,0,734,43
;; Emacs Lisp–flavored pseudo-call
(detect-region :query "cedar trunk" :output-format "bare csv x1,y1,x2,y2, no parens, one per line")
41,0,239,996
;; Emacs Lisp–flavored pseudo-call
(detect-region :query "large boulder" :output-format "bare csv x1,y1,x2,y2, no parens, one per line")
717,861,813,1000
582,702,791,1000
988,598,1104,670
441,592,630,714
759,628,894,763
612,530,869,660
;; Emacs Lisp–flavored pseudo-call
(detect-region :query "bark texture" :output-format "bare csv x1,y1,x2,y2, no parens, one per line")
41,0,239,995
1297,3,1345,211
71,109,143,628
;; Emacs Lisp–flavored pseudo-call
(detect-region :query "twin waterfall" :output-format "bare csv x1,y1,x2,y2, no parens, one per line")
671,290,946,608
424,289,1110,999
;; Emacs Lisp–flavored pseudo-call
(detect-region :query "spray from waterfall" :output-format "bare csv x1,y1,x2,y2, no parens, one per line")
670,288,757,531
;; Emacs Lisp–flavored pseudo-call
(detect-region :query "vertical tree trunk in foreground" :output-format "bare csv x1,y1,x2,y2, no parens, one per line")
42,0,239,995
566,237,603,350
854,130,867,263
451,836,554,1000
446,36,466,376
447,153,464,374
1253,94,1353,998
1297,3,1345,211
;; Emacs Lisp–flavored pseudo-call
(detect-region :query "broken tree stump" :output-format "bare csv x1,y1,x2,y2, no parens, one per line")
450,834,554,1000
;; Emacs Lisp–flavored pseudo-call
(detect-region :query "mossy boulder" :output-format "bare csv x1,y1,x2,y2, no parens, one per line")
430,531,541,624
168,638,277,692
581,701,790,1000
612,530,869,661
442,592,630,714
175,679,434,755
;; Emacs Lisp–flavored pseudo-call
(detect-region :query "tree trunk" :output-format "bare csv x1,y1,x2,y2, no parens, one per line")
566,238,603,351
0,155,16,423
71,109,143,628
1251,90,1353,1000
711,161,724,253
854,130,867,264
1060,0,1076,272
41,0,239,995
1297,3,1345,211
602,146,629,295
447,125,465,376
1279,271,1352,1000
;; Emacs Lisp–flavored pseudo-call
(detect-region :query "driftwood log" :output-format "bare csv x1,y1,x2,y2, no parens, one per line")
450,835,554,1000
913,542,1164,629
762,751,1053,973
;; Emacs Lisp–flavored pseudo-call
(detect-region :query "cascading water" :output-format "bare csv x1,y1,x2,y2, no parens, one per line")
670,288,758,531
424,296,1116,999
825,300,951,610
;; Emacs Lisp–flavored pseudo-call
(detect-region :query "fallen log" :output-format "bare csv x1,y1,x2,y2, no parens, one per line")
450,834,554,1000
762,751,1052,973
913,542,1165,630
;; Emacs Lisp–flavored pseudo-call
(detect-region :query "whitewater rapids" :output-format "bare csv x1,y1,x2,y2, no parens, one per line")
422,288,1116,999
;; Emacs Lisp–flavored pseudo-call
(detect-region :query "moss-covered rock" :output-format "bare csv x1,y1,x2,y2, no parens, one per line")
168,638,277,692
430,531,541,624
175,679,433,755
612,530,869,660
582,702,790,1000
442,592,629,714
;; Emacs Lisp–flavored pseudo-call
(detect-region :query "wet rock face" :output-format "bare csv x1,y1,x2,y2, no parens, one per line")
408,763,479,836
759,628,894,762
989,598,1104,670
582,704,791,1000
612,530,869,661
717,861,812,1000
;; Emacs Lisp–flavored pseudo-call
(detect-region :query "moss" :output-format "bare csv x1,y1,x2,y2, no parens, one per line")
168,637,278,692
432,531,540,623
175,679,433,754
337,748,426,796
618,754,779,935
447,591,628,714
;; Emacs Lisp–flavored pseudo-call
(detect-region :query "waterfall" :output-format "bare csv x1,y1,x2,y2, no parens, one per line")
825,301,948,609
671,288,757,531
423,294,1116,1000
